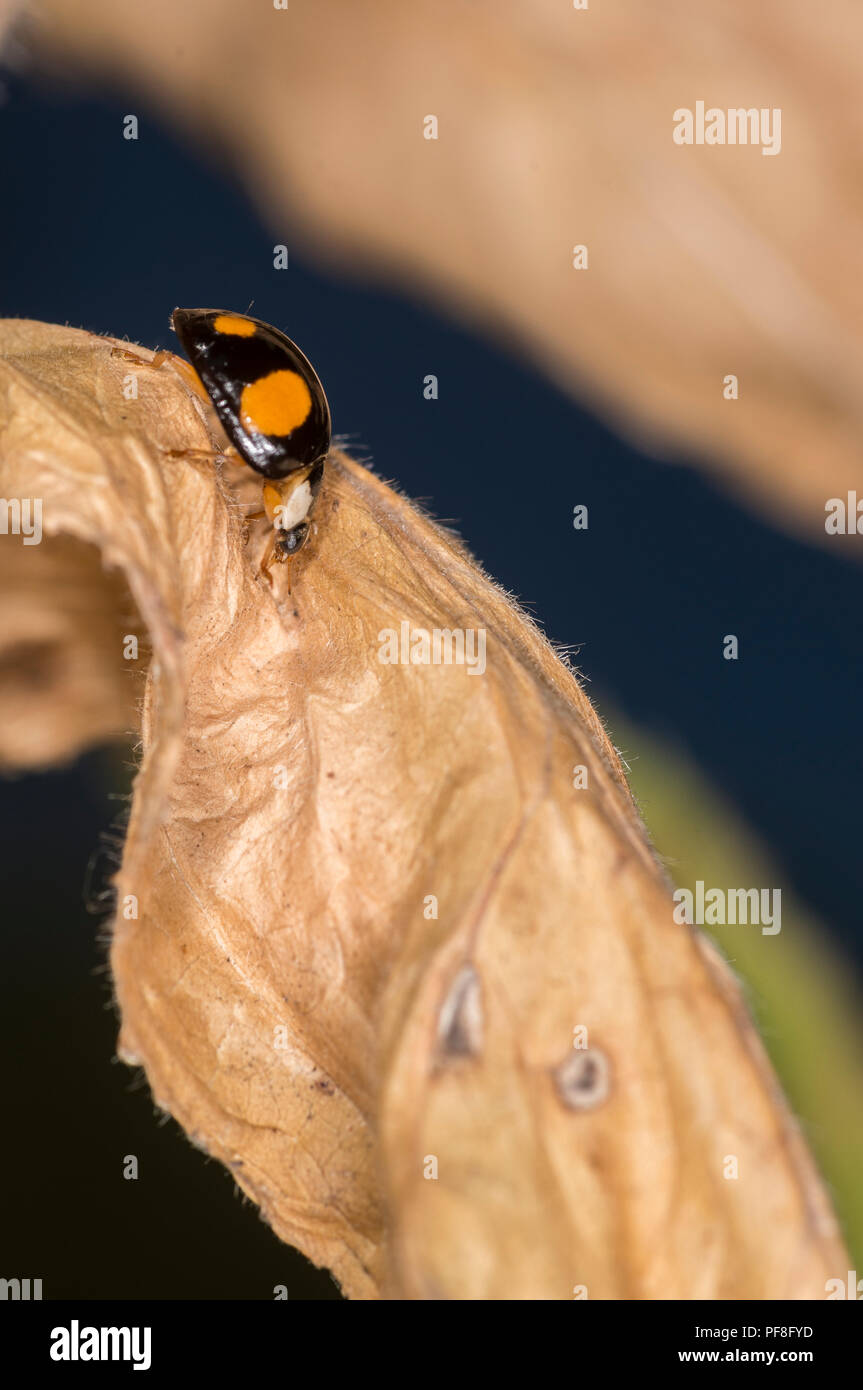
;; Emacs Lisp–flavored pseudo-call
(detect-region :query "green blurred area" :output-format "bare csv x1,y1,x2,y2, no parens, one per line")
609,714,863,1267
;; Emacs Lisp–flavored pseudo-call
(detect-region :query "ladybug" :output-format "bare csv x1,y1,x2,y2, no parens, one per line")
170,309,331,586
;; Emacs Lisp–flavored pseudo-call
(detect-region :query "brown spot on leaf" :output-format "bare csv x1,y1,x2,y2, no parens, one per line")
436,965,483,1059
553,1049,611,1112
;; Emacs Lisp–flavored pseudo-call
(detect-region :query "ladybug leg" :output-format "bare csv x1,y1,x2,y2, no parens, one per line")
259,532,295,592
111,345,157,364
259,532,278,587
162,446,232,463
111,346,175,366
112,344,218,418
148,349,180,371
240,509,267,547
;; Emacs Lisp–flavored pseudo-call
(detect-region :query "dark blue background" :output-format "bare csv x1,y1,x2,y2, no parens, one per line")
1,75,860,1298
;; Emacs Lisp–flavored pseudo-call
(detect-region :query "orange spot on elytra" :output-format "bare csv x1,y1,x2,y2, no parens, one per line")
213,313,257,337
240,369,312,437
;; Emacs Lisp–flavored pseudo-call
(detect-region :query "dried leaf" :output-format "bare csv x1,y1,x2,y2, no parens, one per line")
0,319,848,1298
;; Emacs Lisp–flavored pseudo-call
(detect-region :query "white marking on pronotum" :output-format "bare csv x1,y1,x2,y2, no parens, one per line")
275,479,313,531
553,1048,610,1110
437,964,482,1057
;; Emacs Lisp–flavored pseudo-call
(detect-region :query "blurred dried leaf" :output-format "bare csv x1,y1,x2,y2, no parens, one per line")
0,318,848,1297
18,0,863,548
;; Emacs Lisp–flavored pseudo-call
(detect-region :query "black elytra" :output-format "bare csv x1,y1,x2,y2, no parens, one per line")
170,308,331,481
